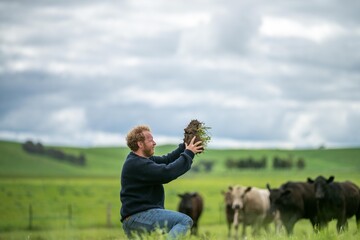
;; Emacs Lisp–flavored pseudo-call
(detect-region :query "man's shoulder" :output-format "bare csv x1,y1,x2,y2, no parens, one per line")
124,152,150,166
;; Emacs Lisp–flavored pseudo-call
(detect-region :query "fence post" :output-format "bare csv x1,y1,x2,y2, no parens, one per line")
219,202,222,224
107,203,112,228
28,204,33,230
68,204,72,226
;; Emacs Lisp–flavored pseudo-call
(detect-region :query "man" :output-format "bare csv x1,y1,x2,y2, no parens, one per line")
120,125,203,239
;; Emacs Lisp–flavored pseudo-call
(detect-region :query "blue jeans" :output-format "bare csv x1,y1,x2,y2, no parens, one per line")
122,208,193,239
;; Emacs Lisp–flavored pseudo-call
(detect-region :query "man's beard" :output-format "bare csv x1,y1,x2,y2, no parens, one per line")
143,148,154,158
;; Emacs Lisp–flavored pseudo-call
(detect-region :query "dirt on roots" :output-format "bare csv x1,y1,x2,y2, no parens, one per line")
183,119,211,153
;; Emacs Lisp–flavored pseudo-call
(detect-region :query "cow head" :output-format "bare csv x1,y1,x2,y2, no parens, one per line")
267,183,282,214
231,185,251,210
178,192,198,214
221,186,234,208
307,175,334,199
277,189,293,205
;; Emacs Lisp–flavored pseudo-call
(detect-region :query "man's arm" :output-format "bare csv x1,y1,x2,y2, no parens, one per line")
151,144,185,164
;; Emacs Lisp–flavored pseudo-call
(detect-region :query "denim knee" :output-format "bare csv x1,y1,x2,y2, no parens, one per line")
182,214,193,228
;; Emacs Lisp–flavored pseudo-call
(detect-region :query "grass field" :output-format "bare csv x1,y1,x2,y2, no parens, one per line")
0,140,359,239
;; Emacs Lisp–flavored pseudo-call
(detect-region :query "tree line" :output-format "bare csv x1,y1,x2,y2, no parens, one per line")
22,140,86,166
191,160,214,173
225,156,305,170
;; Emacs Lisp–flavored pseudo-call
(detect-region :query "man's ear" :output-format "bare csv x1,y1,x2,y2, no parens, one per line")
137,141,144,149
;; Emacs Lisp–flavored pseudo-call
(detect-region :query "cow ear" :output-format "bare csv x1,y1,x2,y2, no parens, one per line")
266,183,271,190
327,176,334,183
307,177,314,183
178,194,184,198
245,187,252,193
281,189,291,196
228,186,233,191
191,192,197,197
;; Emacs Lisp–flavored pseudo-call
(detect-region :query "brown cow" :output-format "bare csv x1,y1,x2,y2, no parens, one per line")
177,192,204,235
221,187,242,237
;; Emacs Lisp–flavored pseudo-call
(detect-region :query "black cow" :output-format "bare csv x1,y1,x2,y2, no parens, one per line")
177,192,204,235
307,175,360,233
267,181,319,235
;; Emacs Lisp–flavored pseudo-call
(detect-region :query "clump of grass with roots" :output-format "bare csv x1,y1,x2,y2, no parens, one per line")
183,119,211,154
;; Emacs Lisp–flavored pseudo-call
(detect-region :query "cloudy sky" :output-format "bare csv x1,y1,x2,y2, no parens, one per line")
1,0,360,149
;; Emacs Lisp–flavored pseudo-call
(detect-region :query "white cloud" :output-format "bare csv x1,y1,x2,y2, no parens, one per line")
288,113,324,146
260,16,344,43
48,107,87,134
117,86,267,109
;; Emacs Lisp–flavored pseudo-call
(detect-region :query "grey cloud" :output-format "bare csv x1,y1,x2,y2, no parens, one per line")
1,0,359,148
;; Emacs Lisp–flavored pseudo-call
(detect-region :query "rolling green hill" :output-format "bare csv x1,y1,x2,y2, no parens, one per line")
0,140,125,177
1,140,360,179
1,140,360,239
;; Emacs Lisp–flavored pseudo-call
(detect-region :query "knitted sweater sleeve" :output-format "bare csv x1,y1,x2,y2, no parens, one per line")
125,149,194,184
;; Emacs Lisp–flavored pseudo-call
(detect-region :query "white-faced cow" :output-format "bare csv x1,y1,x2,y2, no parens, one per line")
267,181,319,235
177,192,204,235
230,185,280,239
307,175,360,233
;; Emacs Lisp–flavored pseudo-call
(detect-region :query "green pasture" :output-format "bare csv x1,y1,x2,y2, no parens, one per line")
0,140,360,239
1,176,360,240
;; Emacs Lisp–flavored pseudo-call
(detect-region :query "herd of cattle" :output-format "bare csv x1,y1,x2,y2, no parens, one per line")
177,175,360,238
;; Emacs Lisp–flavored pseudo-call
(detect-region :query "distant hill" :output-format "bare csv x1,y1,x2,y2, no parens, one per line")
0,140,359,178
0,140,123,177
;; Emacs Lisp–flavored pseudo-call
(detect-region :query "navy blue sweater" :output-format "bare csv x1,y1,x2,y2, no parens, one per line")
120,144,194,221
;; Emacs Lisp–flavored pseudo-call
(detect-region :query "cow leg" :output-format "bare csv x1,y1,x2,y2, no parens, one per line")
274,218,282,234
318,219,329,232
336,218,348,233
274,211,282,234
283,215,298,235
227,222,231,238
190,224,194,235
284,224,292,235
252,221,261,237
336,211,348,233
310,218,320,233
357,209,360,230
191,222,198,235
233,222,239,240
262,222,269,233
344,220,349,231
233,210,240,240
241,223,247,239
336,220,343,233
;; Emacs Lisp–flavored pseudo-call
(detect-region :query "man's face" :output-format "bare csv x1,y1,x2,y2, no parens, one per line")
140,131,156,157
